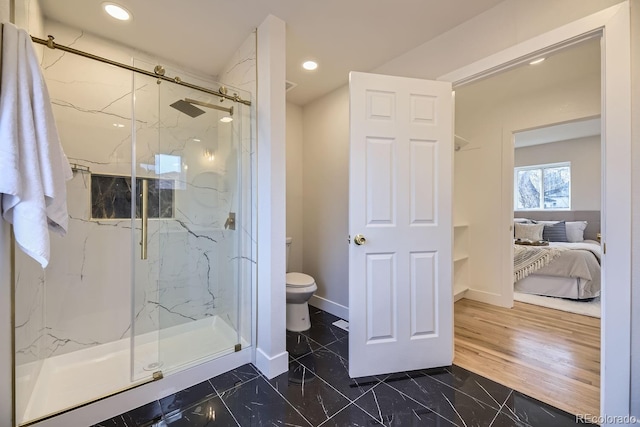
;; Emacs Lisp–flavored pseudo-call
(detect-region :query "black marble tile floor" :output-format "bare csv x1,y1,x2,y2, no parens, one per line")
94,308,593,427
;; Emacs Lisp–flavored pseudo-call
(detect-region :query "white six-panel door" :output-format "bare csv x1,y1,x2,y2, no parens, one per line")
348,72,453,378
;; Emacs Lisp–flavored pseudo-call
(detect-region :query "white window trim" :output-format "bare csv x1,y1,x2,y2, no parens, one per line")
514,161,571,211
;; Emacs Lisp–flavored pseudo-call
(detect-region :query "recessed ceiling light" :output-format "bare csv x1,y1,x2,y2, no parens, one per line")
302,60,318,71
529,57,546,65
103,3,131,21
220,116,233,123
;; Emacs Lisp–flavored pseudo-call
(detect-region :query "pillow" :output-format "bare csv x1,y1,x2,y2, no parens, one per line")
513,218,531,224
542,221,568,242
514,223,544,241
565,221,588,242
532,220,558,226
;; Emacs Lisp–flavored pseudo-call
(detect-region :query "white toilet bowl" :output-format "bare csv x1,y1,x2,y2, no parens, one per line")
286,272,317,332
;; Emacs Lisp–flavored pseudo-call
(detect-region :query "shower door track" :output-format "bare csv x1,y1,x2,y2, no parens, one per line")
30,34,252,106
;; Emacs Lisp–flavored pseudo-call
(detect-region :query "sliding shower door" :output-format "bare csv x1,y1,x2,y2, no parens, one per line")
132,63,248,379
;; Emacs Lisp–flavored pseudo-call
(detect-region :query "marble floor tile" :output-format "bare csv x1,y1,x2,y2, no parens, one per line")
208,363,260,394
318,402,385,426
159,380,216,418
287,330,323,360
355,382,458,426
324,336,348,361
499,390,592,427
298,348,379,401
308,308,342,326
91,416,128,427
163,395,239,427
268,360,350,426
422,365,512,410
301,320,347,346
121,400,164,427
218,375,312,426
384,370,500,426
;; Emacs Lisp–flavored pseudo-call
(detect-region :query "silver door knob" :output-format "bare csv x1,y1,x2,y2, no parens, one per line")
354,234,366,245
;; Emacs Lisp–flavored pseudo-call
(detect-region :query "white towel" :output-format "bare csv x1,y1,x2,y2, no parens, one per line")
0,23,72,268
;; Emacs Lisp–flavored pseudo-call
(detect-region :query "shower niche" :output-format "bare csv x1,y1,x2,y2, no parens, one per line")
13,48,253,425
91,174,175,219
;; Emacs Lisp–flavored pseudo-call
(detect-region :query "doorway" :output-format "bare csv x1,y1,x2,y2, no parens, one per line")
451,36,603,415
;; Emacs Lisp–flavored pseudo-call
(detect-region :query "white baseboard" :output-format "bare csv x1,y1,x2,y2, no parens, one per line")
464,289,512,308
309,295,349,320
254,347,288,380
454,286,469,302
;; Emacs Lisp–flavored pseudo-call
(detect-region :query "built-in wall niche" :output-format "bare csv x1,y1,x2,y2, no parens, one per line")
91,174,175,219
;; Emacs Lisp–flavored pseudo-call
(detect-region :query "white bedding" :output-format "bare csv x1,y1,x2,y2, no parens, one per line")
514,240,601,300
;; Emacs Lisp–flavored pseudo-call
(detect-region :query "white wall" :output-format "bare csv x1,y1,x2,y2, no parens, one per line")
255,14,288,379
630,0,640,417
301,0,615,314
514,136,601,211
286,102,304,272
302,86,350,319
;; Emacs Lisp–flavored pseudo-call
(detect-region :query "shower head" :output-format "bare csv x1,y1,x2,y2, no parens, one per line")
170,99,206,118
169,98,234,118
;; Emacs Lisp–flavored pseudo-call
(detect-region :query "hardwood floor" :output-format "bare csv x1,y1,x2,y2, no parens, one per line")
454,298,600,417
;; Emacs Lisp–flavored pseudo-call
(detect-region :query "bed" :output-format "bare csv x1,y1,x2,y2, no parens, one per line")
513,211,601,300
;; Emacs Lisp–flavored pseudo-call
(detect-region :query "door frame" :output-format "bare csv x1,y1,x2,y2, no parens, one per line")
439,3,631,417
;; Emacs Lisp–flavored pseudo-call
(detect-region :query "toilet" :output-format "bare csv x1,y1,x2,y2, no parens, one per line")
286,237,317,332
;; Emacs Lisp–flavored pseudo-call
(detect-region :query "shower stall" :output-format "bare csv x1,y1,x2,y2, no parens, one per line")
12,37,253,425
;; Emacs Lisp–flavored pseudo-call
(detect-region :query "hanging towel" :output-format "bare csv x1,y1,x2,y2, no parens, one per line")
0,23,72,268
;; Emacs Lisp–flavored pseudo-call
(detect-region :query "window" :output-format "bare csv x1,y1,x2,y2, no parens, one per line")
514,162,571,210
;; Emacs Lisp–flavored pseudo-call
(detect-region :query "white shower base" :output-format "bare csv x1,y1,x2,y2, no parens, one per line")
17,315,242,425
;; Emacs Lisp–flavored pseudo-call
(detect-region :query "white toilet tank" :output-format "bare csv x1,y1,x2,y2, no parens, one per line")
286,237,292,273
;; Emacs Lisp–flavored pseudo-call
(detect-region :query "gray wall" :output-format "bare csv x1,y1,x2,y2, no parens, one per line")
515,135,601,211
286,102,304,273
302,86,350,317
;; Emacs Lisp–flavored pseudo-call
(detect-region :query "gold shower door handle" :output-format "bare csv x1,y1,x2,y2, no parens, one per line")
354,234,366,245
141,179,148,260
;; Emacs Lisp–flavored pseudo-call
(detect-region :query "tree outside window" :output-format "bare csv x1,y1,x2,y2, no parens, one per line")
514,162,570,210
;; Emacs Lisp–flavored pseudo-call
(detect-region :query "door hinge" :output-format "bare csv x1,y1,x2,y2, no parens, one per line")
603,242,606,255
348,235,351,244
235,343,242,352
152,371,164,381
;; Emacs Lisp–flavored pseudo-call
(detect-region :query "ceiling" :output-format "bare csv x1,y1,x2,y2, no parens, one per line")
455,37,601,110
38,0,505,106
455,37,601,146
514,118,601,148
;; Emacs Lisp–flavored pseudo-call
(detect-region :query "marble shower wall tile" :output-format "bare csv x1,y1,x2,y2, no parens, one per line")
13,20,257,361
218,32,257,344
14,254,45,365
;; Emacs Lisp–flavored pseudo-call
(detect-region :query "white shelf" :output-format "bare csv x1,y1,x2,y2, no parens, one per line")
453,224,469,302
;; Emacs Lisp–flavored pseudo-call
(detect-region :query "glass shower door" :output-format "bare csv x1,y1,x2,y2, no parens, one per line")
132,68,245,378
